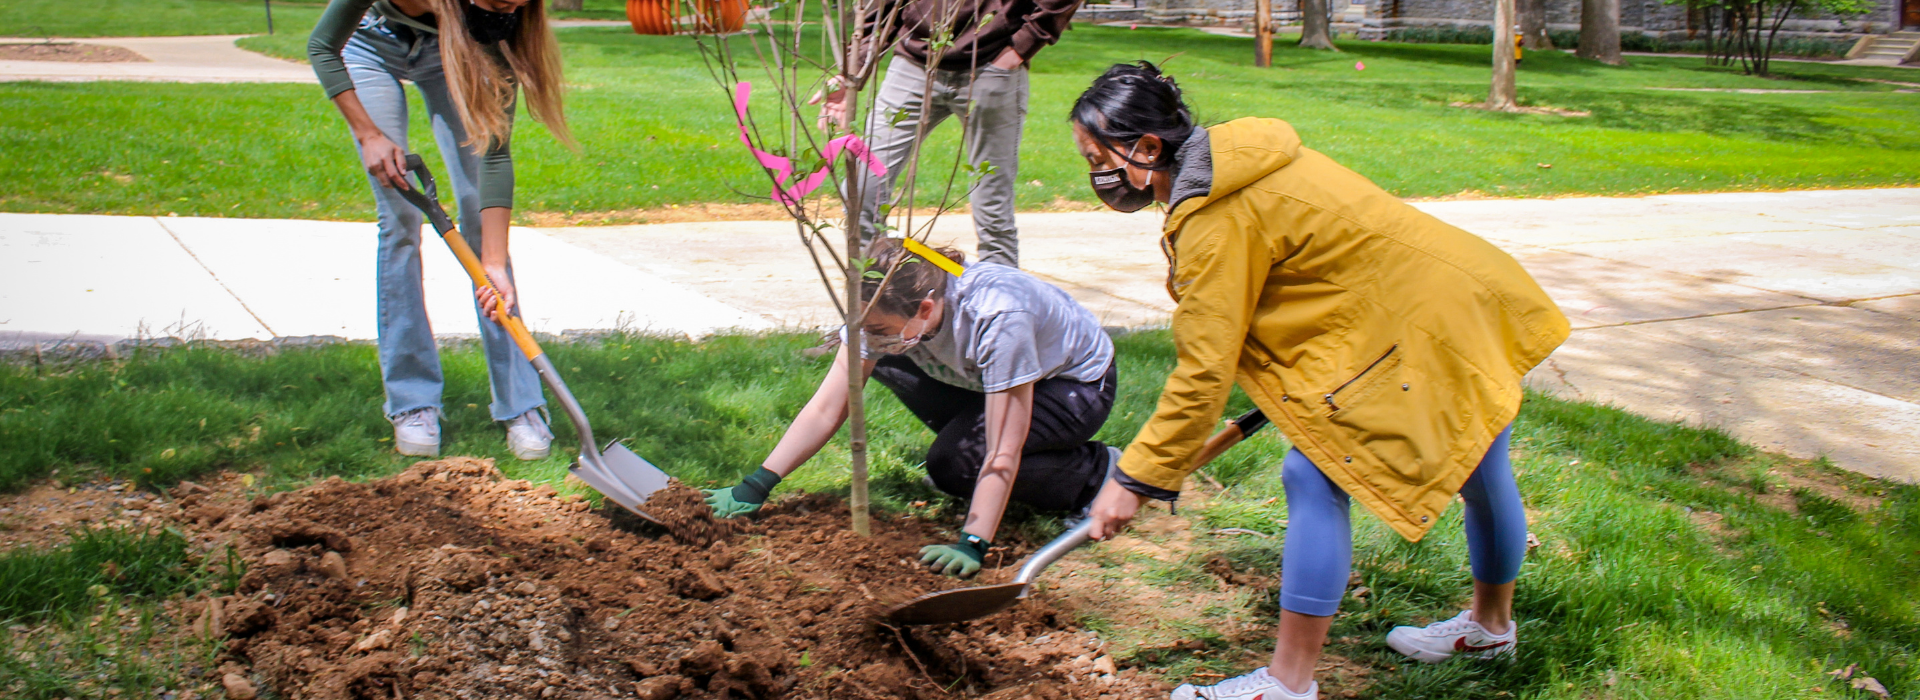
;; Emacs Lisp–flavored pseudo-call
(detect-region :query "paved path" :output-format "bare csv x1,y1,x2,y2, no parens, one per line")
0,23,628,84
5,189,1917,481
0,35,315,83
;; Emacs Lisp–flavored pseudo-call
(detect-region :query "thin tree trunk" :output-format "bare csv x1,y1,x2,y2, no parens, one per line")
1299,0,1337,49
839,2,871,539
1577,0,1624,64
1255,0,1274,66
1490,0,1519,110
1519,0,1554,49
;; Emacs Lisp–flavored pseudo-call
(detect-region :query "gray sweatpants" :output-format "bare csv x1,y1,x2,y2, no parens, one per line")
852,57,1030,268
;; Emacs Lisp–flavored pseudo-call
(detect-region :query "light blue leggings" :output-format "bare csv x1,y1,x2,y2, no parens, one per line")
1279,424,1526,617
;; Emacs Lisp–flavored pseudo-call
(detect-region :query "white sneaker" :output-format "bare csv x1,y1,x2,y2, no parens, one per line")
1171,667,1315,700
1386,610,1517,664
391,407,440,457
504,409,553,460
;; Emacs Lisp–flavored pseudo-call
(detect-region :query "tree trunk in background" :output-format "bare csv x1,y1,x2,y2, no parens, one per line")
552,0,584,10
1490,0,1518,110
1577,0,1624,64
1300,0,1337,49
1519,0,1554,49
1255,0,1274,65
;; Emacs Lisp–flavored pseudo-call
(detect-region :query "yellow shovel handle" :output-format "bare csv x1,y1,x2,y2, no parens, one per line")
437,227,545,362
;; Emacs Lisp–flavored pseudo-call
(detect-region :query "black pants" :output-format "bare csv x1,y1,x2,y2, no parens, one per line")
871,355,1117,512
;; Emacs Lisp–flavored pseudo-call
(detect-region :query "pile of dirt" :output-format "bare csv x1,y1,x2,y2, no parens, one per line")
0,41,147,62
176,458,1165,700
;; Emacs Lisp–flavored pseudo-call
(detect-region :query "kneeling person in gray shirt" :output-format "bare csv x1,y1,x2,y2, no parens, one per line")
704,238,1118,578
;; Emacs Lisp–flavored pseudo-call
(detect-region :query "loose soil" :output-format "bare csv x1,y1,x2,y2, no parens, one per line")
0,42,147,62
174,458,1165,700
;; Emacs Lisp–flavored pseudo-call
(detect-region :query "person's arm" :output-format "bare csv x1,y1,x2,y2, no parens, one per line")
310,0,411,188
1001,0,1082,65
1088,213,1272,539
470,95,519,323
704,344,877,516
962,383,1034,541
766,343,877,477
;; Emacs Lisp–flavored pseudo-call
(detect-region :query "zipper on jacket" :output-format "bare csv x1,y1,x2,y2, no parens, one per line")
1324,344,1398,412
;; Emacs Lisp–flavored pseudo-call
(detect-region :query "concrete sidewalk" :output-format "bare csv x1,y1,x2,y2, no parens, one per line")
4,189,1917,481
0,35,316,84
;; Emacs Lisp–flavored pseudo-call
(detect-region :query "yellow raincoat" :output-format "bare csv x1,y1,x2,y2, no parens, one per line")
1118,117,1570,542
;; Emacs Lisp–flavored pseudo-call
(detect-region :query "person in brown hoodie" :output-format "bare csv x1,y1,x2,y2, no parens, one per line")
819,0,1086,268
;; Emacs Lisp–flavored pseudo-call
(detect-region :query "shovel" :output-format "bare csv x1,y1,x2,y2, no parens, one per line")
886,408,1272,626
393,154,673,525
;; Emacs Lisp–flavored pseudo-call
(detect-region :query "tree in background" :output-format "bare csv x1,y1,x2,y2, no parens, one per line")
1490,0,1520,109
1578,0,1625,63
1519,0,1555,49
551,0,583,10
1300,0,1338,49
1681,0,1870,75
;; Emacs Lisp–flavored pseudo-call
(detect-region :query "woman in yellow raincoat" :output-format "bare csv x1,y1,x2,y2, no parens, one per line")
1075,62,1570,700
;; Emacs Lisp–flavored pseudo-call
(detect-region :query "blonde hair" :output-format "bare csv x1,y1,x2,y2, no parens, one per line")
430,0,574,151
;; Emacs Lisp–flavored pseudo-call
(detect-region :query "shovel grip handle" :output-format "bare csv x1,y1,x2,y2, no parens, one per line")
1191,408,1269,471
437,226,545,362
401,154,545,362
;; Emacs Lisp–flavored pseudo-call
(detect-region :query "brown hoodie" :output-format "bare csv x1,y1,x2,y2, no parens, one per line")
864,0,1083,72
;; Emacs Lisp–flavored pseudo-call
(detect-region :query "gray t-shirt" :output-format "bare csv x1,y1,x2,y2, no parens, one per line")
857,262,1114,393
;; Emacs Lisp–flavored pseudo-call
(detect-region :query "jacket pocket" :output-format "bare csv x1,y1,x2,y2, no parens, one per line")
1324,344,1398,413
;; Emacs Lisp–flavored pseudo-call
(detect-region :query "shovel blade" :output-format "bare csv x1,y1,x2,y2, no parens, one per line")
571,441,674,525
885,582,1028,626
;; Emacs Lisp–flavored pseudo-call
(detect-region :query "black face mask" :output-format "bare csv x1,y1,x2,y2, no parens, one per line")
461,1,523,44
1089,142,1156,213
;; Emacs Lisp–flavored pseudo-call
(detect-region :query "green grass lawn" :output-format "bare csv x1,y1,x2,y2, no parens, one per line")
4,23,1918,222
1,333,1915,698
0,0,328,38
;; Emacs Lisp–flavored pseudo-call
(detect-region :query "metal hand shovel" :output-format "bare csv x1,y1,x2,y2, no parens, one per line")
886,408,1272,626
394,154,673,524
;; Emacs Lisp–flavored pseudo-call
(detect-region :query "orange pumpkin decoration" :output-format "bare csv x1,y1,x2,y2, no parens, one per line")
626,0,676,35
698,0,748,33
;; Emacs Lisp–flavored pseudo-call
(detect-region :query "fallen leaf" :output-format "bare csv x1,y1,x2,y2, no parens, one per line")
1537,163,1553,169
1851,677,1889,698
1829,663,1857,681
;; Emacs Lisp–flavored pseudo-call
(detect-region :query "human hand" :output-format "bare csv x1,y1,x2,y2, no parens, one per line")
990,47,1023,70
918,538,987,578
701,488,765,519
475,265,517,325
358,132,411,190
808,76,853,131
1086,478,1146,541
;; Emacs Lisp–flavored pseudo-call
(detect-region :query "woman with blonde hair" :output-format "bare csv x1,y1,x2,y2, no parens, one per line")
309,0,572,460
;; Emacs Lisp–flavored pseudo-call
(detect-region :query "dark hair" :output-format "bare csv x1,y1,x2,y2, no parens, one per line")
1069,61,1195,171
860,238,967,318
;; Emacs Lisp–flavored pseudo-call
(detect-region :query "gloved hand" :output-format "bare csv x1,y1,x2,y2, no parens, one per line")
701,467,783,519
701,488,764,518
918,534,990,578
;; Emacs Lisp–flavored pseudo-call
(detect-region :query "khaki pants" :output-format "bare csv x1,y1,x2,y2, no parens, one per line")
852,56,1030,268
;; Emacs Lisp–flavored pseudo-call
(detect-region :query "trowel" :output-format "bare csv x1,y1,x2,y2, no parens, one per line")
395,154,673,524
887,408,1271,626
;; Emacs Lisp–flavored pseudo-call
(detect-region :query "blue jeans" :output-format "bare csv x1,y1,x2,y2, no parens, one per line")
342,15,543,421
1279,424,1528,617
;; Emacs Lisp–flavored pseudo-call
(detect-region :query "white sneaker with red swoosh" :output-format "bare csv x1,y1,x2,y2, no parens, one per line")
1386,610,1517,663
1170,666,1316,700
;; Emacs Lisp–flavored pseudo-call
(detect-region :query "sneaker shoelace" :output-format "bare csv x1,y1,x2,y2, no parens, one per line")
397,408,435,429
1424,614,1482,639
1207,669,1278,696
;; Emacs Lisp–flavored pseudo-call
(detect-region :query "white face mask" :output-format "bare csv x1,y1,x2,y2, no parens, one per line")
866,302,936,355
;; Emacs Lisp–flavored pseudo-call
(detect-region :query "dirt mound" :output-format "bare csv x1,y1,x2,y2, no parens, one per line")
182,458,1163,700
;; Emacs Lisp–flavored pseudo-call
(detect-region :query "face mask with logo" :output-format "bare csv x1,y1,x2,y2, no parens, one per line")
461,1,523,44
1088,140,1158,213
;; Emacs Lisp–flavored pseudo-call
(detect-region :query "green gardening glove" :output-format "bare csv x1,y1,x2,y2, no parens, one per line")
701,467,783,519
918,534,990,579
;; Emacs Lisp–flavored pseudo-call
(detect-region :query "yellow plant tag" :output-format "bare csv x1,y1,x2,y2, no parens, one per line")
902,237,964,277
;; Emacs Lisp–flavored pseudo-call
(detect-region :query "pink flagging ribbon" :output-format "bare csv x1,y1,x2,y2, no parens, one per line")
732,82,886,206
